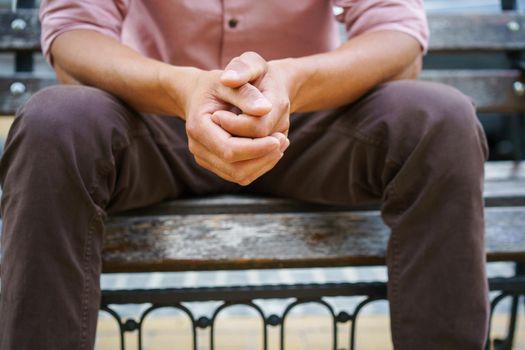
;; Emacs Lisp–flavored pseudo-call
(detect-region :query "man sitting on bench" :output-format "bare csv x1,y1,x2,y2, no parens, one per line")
0,1,489,349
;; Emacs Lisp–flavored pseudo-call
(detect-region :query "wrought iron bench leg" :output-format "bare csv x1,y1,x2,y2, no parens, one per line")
491,263,524,350
510,114,525,166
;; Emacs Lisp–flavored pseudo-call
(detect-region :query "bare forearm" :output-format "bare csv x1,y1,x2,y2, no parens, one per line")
280,31,422,113
51,30,288,186
50,29,197,117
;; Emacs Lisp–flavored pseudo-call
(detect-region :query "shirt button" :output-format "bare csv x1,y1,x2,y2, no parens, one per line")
228,18,238,28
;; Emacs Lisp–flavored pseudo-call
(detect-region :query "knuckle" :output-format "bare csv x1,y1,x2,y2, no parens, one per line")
238,83,254,95
241,52,266,74
254,122,271,138
238,178,253,186
194,156,206,168
281,119,290,131
276,98,290,111
230,171,244,184
232,169,249,185
221,146,235,162
241,51,258,59
237,174,253,186
186,122,198,138
230,57,242,66
239,85,262,101
187,141,197,155
242,51,264,64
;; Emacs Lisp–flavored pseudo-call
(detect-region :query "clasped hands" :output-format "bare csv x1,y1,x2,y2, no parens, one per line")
184,52,293,186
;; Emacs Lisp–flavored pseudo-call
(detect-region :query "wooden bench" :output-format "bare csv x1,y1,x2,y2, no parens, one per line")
1,1,525,349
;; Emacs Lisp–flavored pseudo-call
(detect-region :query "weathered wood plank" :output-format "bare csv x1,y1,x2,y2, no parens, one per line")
428,12,525,51
0,75,56,115
2,70,523,115
485,161,525,179
0,9,40,51
101,207,525,273
1,10,525,52
420,70,525,113
0,163,523,272
484,161,525,206
1,9,524,115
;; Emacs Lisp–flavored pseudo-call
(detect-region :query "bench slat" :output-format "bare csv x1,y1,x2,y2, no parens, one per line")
420,70,524,113
1,10,524,52
101,206,525,273
1,70,523,115
428,12,525,51
0,9,40,51
0,75,55,115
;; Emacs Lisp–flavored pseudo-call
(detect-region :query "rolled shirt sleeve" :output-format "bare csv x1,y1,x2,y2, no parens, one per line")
333,0,429,53
40,0,129,64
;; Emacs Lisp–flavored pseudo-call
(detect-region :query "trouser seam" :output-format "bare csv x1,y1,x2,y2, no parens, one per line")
79,209,103,350
382,171,405,349
389,210,403,349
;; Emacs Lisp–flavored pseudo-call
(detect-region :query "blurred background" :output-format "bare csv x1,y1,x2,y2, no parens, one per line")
0,0,524,349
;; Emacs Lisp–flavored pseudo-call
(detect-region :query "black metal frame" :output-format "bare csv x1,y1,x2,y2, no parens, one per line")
97,263,525,350
13,0,35,72
502,0,525,163
501,0,518,10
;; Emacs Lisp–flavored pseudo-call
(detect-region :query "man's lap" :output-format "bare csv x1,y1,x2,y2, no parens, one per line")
14,80,475,211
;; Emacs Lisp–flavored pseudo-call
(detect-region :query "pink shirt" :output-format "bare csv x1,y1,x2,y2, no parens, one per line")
40,0,428,70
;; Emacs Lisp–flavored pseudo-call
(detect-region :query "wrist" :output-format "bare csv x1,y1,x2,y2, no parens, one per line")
158,64,203,119
269,57,307,114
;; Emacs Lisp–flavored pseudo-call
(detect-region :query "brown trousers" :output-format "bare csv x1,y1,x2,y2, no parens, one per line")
0,80,489,349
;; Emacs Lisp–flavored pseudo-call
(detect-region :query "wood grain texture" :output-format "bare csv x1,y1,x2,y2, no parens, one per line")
101,207,525,273
0,9,40,51
428,12,525,51
0,75,56,115
1,10,525,115
97,162,525,273
420,70,524,113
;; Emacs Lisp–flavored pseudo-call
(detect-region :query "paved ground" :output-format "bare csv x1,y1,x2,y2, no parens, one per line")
99,263,518,318
94,313,525,350
93,263,523,349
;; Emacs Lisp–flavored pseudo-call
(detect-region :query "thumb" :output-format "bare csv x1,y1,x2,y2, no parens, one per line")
220,51,268,88
217,83,272,116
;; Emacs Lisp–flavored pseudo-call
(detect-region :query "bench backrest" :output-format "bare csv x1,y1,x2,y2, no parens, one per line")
0,3,524,115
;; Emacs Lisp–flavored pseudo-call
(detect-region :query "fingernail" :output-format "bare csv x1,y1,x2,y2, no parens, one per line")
211,113,220,124
254,98,272,110
222,70,240,81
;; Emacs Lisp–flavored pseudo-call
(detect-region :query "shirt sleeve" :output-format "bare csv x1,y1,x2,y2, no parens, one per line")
333,0,429,53
39,0,129,64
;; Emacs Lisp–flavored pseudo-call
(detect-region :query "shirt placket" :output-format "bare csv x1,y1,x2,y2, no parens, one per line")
221,0,247,68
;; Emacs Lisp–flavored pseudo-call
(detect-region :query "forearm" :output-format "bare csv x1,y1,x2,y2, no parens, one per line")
50,29,197,117
280,30,422,113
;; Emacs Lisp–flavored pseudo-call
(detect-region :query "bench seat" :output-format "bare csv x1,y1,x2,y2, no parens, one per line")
100,162,525,273
103,207,525,273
